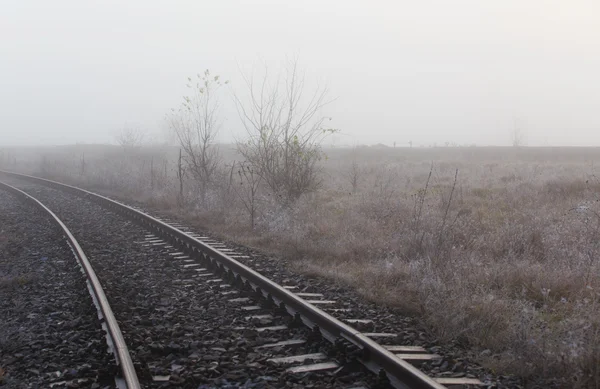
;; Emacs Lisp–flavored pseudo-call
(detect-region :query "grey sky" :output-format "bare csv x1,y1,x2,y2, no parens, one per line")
1,0,599,147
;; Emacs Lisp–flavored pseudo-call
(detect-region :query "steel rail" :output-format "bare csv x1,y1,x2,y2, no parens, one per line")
0,170,444,389
0,179,141,389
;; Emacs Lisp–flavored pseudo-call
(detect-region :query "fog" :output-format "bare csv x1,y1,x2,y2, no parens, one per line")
1,0,599,147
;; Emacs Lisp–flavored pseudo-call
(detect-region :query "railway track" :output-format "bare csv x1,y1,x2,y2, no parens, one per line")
0,171,486,389
0,181,139,388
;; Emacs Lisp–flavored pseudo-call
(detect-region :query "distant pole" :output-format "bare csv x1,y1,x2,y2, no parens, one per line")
150,157,155,190
80,153,86,175
177,149,184,205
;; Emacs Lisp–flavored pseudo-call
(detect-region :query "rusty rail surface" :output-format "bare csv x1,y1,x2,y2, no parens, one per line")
0,179,141,389
0,170,444,389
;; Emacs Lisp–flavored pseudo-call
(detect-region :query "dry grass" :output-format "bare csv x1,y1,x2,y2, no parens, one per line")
11,145,600,387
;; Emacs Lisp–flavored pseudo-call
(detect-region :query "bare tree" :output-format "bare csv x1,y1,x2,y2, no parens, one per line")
115,125,146,149
167,70,226,203
234,60,336,205
512,117,525,147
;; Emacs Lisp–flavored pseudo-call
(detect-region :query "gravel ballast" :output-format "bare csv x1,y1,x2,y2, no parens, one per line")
0,189,117,388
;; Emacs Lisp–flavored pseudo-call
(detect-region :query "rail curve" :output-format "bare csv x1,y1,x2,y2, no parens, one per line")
0,170,445,389
0,179,141,389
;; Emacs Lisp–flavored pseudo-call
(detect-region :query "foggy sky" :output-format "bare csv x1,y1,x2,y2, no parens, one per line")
1,0,599,147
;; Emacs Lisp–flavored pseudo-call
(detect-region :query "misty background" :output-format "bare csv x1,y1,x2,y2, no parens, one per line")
1,0,599,147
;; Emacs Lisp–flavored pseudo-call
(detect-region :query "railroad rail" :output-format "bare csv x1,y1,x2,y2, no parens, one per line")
0,179,141,389
0,170,459,389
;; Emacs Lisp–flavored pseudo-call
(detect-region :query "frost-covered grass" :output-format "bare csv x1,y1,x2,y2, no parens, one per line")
9,145,600,387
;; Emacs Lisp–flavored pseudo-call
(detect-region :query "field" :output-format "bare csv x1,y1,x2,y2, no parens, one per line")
3,144,600,387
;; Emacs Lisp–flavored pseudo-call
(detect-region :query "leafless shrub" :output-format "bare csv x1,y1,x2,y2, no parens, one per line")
115,124,146,149
433,168,459,261
234,60,336,205
371,165,398,204
346,159,362,194
410,163,433,255
344,147,364,194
